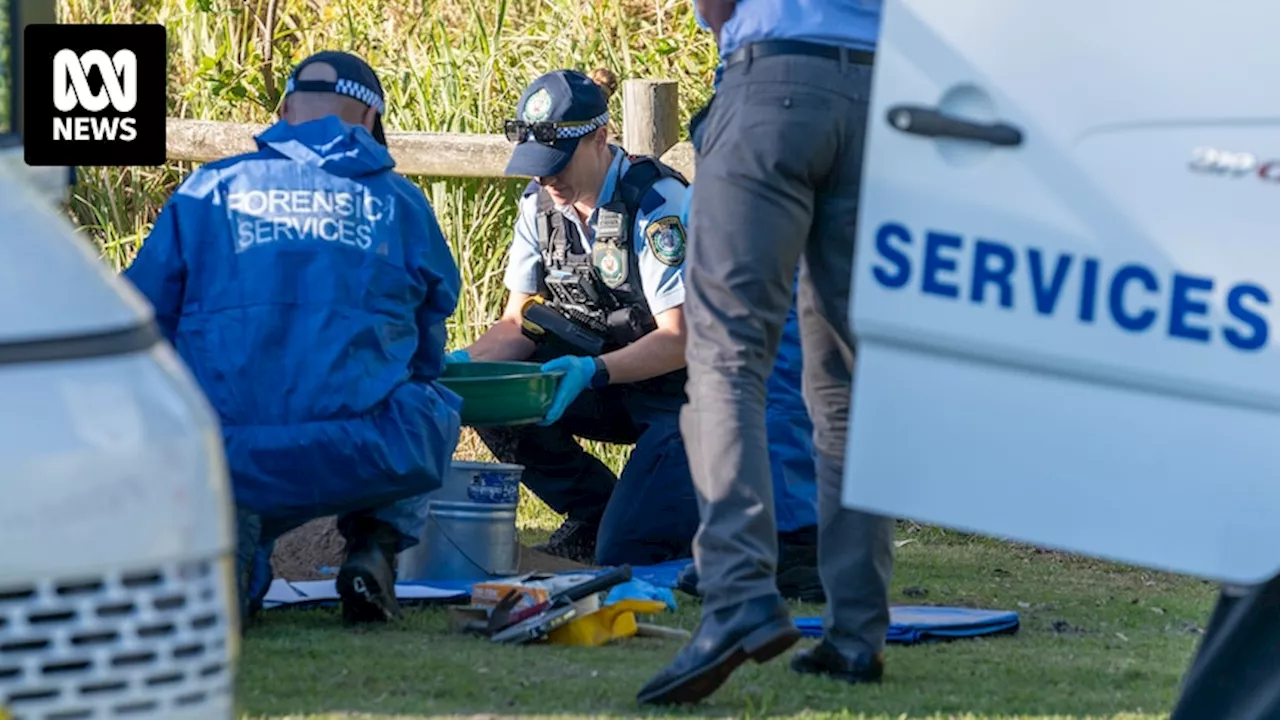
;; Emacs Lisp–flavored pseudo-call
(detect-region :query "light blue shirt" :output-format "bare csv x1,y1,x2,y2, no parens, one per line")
710,0,882,58
504,148,687,316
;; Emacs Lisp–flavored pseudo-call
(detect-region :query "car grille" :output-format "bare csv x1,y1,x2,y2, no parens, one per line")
0,556,233,720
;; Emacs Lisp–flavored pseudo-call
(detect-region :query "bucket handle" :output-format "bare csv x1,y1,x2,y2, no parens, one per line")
428,511,522,576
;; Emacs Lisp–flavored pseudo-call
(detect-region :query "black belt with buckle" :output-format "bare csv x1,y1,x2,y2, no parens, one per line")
724,39,875,70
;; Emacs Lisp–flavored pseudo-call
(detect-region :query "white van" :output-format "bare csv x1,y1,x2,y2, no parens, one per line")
0,2,239,719
844,1,1280,585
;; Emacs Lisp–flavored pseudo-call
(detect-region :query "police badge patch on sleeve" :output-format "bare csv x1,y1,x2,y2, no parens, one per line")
646,216,686,267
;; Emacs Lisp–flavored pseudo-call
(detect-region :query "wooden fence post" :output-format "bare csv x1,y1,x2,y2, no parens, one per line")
622,79,680,158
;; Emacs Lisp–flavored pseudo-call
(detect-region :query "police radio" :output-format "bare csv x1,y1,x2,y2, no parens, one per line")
544,267,619,315
545,268,596,306
520,296,607,357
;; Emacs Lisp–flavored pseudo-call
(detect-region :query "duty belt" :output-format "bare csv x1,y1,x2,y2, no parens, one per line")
724,39,875,70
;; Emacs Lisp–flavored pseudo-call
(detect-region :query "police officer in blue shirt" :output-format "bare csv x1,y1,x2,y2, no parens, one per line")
452,69,700,567
124,51,464,629
639,0,894,705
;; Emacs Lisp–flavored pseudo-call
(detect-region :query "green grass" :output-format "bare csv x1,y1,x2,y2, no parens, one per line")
235,527,1217,720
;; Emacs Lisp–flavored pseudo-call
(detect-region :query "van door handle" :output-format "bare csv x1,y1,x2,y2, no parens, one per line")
886,105,1023,147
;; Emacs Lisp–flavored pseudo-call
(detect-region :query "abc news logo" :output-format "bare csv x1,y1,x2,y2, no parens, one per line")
53,49,140,142
24,24,166,167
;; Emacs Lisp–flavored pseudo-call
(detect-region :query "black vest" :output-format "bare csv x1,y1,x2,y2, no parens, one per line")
526,151,690,395
528,152,688,345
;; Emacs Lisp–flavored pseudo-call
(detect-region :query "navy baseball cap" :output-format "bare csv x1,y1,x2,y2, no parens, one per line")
504,70,611,177
285,50,388,145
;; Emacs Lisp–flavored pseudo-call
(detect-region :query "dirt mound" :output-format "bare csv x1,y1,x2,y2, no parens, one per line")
270,517,345,581
515,546,595,574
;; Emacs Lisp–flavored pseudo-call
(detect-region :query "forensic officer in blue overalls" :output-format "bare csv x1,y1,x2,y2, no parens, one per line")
451,69,699,567
124,51,463,629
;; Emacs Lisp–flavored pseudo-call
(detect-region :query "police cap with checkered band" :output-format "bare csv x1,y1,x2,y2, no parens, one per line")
504,69,611,178
285,50,388,145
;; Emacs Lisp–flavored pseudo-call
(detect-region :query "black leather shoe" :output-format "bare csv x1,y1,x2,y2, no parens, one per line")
637,595,801,705
534,519,598,564
790,641,884,684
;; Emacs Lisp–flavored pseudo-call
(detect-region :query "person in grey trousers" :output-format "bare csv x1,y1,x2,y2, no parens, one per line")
638,0,896,706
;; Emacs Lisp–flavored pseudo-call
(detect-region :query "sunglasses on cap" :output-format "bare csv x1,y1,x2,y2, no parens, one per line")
503,112,610,144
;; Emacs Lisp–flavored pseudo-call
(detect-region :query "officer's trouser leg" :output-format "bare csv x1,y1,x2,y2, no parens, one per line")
684,53,832,612
794,58,895,659
799,238,895,658
1170,576,1280,720
596,392,700,566
684,54,894,652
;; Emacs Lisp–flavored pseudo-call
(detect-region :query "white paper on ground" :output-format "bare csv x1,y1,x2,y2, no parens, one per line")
262,578,467,609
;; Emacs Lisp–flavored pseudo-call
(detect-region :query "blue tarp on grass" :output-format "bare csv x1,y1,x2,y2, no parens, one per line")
796,607,1021,644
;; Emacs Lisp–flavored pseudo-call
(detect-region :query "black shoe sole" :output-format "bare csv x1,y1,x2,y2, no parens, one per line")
637,622,802,705
335,565,398,625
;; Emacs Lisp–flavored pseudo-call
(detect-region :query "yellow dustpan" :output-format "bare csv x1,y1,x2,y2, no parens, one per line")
547,598,669,646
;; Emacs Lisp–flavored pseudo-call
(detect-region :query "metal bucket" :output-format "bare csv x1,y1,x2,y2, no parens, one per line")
437,460,524,504
397,501,520,582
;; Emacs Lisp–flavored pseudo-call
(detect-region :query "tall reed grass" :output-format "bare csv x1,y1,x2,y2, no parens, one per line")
59,0,719,528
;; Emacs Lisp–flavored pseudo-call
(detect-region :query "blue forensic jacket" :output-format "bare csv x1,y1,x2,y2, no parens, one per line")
124,116,463,519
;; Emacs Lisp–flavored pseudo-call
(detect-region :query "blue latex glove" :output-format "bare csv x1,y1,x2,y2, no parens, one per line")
539,355,596,426
605,578,678,611
444,349,470,364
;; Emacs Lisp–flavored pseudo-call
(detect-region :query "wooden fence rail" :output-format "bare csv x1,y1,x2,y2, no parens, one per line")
164,79,697,180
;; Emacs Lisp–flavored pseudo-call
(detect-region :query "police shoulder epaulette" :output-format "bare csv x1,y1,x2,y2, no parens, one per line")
639,186,667,216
